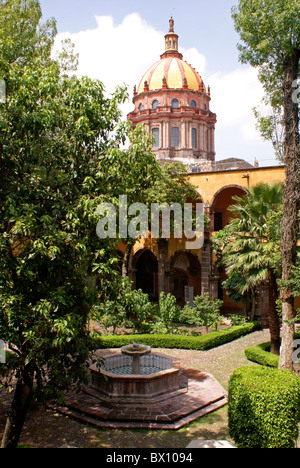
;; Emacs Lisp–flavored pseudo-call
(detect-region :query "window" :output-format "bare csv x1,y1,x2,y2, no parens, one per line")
191,100,197,108
138,103,143,111
192,128,197,149
152,100,159,110
171,98,180,109
152,128,160,148
171,127,180,147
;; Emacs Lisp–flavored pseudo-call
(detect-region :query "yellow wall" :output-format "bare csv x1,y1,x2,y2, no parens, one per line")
188,166,285,206
127,166,286,261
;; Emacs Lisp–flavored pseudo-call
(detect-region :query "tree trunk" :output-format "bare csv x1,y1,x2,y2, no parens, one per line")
269,270,281,356
1,367,34,449
250,287,256,322
279,51,300,370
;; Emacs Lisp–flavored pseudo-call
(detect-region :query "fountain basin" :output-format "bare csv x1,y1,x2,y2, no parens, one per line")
90,352,183,401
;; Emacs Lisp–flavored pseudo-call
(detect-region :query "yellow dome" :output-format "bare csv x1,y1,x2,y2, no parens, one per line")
137,56,205,94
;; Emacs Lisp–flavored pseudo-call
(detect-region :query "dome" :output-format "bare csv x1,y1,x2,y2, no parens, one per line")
136,18,206,95
137,56,206,94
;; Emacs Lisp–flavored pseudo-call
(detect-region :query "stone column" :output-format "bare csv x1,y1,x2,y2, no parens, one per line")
201,236,211,295
165,121,170,151
157,239,169,296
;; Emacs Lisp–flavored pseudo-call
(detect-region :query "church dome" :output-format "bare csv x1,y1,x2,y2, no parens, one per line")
136,18,206,95
137,56,206,94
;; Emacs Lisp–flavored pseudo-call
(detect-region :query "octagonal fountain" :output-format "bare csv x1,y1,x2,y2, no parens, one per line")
54,341,228,430
89,341,183,401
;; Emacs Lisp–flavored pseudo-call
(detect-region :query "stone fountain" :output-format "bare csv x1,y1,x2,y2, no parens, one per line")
89,341,183,401
53,342,228,430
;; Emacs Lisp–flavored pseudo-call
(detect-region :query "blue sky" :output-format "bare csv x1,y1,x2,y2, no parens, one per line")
40,0,278,166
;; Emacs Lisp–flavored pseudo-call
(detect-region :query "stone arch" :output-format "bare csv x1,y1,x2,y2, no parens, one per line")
130,248,158,301
210,185,247,231
168,250,201,306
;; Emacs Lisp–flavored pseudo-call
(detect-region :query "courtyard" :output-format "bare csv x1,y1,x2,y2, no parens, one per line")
0,329,274,449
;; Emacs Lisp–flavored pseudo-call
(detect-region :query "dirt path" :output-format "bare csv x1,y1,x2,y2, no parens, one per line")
0,329,270,448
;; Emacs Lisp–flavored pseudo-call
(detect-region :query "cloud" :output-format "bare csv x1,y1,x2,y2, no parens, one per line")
53,13,206,113
208,67,264,128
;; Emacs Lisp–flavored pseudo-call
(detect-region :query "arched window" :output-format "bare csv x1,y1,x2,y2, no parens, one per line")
138,103,143,111
152,128,160,148
192,128,197,149
171,98,180,109
152,100,159,110
171,127,180,147
191,100,197,108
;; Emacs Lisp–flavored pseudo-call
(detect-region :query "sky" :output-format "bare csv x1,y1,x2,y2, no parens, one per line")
39,0,279,166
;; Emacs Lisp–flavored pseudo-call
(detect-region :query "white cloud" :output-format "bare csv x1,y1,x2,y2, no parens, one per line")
53,13,206,114
181,47,206,78
208,67,264,128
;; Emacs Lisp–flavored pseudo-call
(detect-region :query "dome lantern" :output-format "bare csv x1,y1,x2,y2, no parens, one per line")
161,17,183,59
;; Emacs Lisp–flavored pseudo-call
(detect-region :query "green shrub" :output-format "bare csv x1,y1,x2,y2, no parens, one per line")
156,292,180,333
92,322,258,351
245,342,279,367
228,366,300,448
180,293,223,332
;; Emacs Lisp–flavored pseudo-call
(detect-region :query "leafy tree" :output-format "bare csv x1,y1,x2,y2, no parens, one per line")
232,0,300,369
0,0,129,448
213,184,283,354
91,277,154,334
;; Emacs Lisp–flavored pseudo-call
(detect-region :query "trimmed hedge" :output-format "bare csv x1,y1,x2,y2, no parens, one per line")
245,342,279,368
228,366,300,448
92,322,258,351
245,332,300,367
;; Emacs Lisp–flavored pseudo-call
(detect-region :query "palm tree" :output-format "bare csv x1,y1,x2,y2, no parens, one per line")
222,183,283,355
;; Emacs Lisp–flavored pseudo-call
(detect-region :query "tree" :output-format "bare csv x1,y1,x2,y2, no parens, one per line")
0,0,128,448
212,184,283,355
232,0,300,369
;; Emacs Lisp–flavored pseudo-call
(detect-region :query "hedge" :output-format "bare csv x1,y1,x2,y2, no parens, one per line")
228,366,300,448
245,342,279,367
92,322,258,351
245,332,300,367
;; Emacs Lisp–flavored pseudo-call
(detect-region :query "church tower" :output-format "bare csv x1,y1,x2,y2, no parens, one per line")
127,18,217,172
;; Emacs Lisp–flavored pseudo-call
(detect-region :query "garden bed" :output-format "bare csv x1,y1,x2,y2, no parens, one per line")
92,322,259,352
